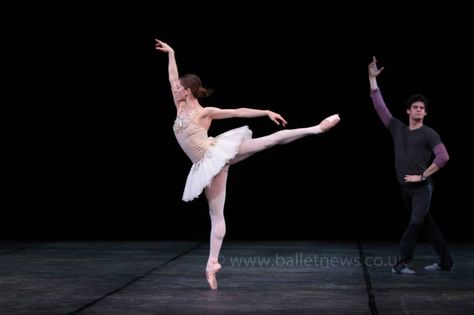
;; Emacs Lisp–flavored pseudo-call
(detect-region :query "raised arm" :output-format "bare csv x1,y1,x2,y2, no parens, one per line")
155,39,181,109
368,56,392,127
202,107,288,126
368,56,384,90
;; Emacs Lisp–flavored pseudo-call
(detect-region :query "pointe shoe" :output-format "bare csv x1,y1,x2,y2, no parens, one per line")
205,262,222,290
320,114,340,133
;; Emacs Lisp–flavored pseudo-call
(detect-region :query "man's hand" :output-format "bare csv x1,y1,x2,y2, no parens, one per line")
369,56,384,77
404,174,424,183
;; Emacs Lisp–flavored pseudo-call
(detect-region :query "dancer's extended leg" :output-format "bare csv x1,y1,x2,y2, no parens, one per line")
231,114,340,164
204,165,228,289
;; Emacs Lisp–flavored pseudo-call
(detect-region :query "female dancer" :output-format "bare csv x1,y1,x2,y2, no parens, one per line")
156,39,340,289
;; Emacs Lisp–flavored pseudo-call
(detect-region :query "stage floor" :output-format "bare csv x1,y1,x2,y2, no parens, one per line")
1,240,473,314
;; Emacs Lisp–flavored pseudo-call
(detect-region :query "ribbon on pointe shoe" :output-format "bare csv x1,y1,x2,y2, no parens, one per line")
206,271,218,290
205,261,222,290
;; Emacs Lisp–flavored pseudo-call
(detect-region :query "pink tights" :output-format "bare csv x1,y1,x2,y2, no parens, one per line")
204,122,326,267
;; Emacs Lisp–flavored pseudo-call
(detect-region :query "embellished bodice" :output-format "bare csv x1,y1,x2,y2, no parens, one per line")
173,109,215,163
173,109,197,134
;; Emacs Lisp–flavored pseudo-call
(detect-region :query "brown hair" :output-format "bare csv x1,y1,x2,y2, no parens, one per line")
180,74,214,99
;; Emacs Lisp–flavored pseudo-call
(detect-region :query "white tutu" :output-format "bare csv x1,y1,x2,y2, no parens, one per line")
182,126,252,201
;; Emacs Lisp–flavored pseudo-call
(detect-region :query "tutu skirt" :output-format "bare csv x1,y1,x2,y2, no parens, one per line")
182,126,252,201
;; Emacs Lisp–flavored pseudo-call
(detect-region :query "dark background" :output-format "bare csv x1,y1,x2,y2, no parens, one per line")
4,4,473,242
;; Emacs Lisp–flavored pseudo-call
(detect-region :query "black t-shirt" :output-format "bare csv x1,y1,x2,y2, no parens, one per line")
388,117,441,184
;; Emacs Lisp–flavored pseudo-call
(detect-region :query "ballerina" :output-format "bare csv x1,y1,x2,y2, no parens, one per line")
156,39,340,289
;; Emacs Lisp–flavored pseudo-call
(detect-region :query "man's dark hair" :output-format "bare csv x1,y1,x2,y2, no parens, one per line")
406,94,429,110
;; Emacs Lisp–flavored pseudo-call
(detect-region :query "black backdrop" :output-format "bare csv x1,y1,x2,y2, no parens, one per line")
4,4,473,242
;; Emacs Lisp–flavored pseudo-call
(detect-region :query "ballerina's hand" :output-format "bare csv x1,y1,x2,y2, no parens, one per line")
155,39,174,53
269,111,287,127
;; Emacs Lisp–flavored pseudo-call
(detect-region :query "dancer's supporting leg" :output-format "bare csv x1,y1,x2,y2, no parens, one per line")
204,165,228,289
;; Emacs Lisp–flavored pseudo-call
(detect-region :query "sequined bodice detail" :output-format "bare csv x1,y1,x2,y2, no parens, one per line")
173,109,197,134
173,109,214,163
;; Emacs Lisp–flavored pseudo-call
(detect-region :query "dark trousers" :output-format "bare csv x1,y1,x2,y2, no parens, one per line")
397,181,453,269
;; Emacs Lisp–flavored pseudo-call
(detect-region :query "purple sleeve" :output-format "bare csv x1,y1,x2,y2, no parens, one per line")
433,143,450,168
370,88,392,127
